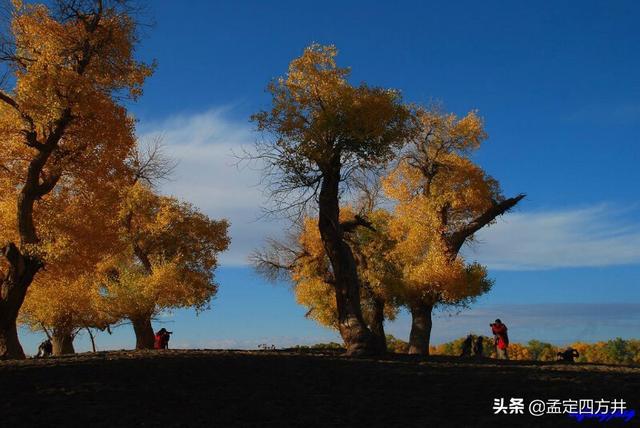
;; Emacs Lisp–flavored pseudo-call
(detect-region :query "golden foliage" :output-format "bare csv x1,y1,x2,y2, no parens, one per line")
382,108,497,304
20,274,112,336
250,43,412,211
5,1,153,337
99,184,231,321
433,337,640,365
19,177,126,334
291,207,400,329
0,1,152,255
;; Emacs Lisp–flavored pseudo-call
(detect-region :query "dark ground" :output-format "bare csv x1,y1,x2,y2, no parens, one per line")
0,350,638,427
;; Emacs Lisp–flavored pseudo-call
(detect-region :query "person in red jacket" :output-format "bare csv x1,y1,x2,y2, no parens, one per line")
154,328,172,350
490,319,509,360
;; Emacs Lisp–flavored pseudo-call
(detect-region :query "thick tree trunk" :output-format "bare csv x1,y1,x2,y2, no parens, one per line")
0,244,42,359
408,301,434,355
318,166,376,356
0,321,25,359
51,332,75,356
131,316,155,350
370,298,387,353
331,256,375,356
0,144,61,359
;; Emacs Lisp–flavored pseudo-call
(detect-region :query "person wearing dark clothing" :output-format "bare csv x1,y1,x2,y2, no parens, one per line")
473,336,484,357
490,319,509,360
460,335,473,357
154,328,172,350
35,339,52,358
557,347,579,363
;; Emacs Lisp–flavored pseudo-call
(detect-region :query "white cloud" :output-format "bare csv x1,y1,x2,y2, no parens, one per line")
138,108,286,266
464,205,640,270
138,108,640,271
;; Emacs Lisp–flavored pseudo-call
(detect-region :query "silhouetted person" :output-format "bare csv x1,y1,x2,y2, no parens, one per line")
490,319,509,360
473,336,484,358
35,339,52,358
154,328,172,350
557,347,579,363
460,335,473,357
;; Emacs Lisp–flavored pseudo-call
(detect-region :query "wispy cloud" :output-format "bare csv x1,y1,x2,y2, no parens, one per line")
138,108,285,266
464,205,640,270
138,108,640,271
565,102,640,125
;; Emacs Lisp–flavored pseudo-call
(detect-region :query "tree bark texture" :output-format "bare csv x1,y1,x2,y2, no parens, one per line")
408,301,434,355
132,316,155,350
318,165,376,355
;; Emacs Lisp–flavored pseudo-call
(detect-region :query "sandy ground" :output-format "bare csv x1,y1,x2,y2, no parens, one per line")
0,350,638,427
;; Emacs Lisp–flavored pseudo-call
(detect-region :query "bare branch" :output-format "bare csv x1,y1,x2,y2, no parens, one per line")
250,233,305,283
39,322,52,341
341,214,375,234
130,136,177,187
446,194,526,255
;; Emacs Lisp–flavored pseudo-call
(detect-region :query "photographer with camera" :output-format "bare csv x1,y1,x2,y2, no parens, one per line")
35,338,53,358
490,319,509,360
154,328,173,350
557,347,579,363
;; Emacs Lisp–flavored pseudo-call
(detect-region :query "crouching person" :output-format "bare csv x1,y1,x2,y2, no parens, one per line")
557,347,579,363
154,328,172,350
460,335,473,357
473,336,484,358
35,339,53,358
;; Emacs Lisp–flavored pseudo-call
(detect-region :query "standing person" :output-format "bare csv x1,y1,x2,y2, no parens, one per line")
473,336,484,358
490,319,509,360
154,328,172,350
460,335,473,357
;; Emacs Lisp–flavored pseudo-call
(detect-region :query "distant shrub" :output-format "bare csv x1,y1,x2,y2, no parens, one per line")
431,335,495,358
430,336,640,365
527,340,557,361
297,336,640,365
310,342,344,350
290,342,345,352
386,335,409,353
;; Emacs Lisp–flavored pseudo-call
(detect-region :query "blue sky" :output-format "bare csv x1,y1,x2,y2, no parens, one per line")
19,0,640,353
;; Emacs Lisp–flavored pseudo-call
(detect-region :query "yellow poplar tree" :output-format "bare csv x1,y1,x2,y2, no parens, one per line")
0,0,152,358
99,183,230,349
251,44,412,355
382,107,524,354
19,277,111,355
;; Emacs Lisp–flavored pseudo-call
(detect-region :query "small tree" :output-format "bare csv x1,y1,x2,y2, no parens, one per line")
100,183,230,349
250,44,412,355
20,276,111,355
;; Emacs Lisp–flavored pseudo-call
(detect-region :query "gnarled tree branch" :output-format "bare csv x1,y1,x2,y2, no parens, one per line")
446,194,525,255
